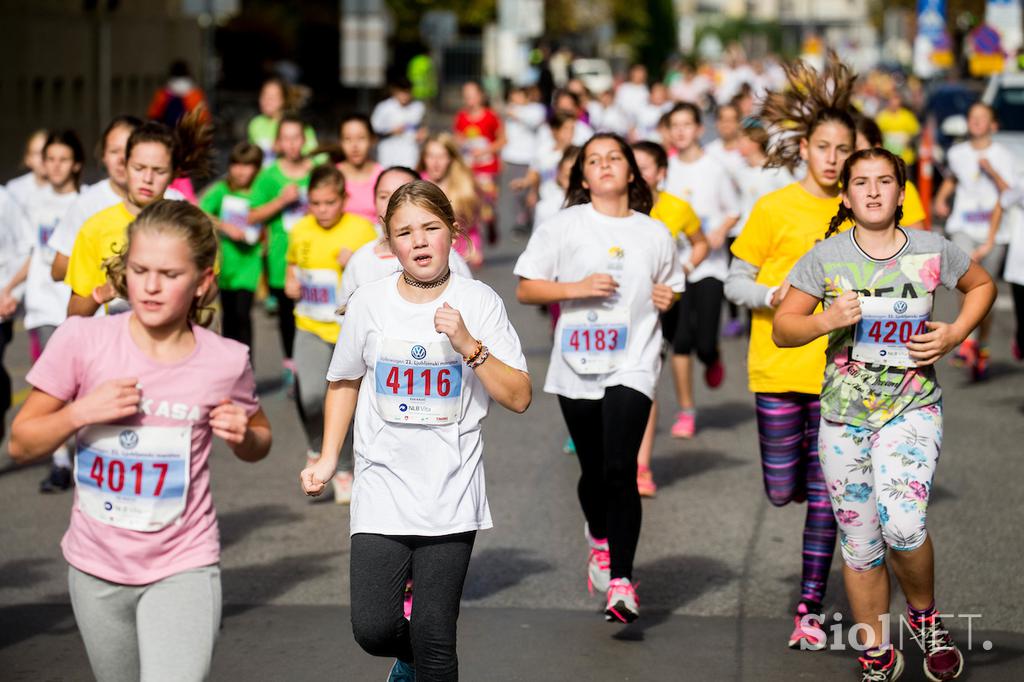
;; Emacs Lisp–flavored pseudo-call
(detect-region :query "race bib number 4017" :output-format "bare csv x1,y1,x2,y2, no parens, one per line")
852,296,931,368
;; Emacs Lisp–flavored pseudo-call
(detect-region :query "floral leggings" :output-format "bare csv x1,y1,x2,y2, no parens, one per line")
817,403,942,572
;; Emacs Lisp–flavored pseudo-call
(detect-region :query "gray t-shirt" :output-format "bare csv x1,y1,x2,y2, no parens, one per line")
788,227,970,430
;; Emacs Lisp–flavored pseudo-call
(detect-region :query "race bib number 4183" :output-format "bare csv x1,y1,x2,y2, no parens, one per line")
559,306,629,375
852,296,931,368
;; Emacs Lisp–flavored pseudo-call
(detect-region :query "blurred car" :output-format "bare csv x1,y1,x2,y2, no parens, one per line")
983,72,1024,167
926,79,982,161
571,58,613,96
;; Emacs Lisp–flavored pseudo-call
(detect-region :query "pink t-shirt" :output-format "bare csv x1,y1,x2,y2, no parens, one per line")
26,313,258,585
342,163,383,224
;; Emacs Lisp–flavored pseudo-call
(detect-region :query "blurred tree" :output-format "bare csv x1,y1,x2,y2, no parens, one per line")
611,0,677,78
385,0,496,44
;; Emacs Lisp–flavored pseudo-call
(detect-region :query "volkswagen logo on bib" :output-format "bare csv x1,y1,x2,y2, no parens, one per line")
119,429,139,450
411,345,427,360
893,300,908,314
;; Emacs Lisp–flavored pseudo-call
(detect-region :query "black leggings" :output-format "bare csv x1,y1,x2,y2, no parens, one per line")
1013,283,1024,354
350,531,476,682
219,288,254,349
268,287,295,360
673,277,723,365
0,320,12,442
559,385,651,580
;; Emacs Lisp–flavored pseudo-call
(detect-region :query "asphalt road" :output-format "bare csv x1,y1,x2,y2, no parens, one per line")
2,231,1023,681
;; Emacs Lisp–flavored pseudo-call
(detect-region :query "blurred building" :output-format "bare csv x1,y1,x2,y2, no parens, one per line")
0,0,205,179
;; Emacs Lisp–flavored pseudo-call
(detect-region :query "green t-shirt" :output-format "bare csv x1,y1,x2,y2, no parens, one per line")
788,228,970,430
247,116,319,165
248,161,311,288
199,179,263,292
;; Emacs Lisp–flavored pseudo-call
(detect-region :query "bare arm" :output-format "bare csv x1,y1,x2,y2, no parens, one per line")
469,355,531,413
933,177,956,218
67,292,101,318
906,262,996,365
2,255,30,298
686,230,710,270
972,203,1003,261
300,378,360,495
772,289,861,348
515,275,618,306
51,252,69,282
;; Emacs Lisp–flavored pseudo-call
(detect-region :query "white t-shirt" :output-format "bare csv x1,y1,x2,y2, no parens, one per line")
532,188,566,230
5,172,48,217
371,98,426,169
705,139,746,192
0,186,31,308
1002,184,1024,285
513,203,685,400
535,120,595,152
669,74,712,107
587,101,631,137
633,102,672,142
501,103,547,165
734,164,795,235
326,273,527,536
338,240,472,309
615,82,650,125
946,140,1016,243
25,186,77,329
666,153,740,282
48,179,120,257
529,145,567,202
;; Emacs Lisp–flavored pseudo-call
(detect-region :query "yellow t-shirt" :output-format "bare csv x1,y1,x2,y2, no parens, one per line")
901,181,926,227
730,182,845,395
651,191,701,239
65,202,135,298
875,107,920,166
286,212,377,343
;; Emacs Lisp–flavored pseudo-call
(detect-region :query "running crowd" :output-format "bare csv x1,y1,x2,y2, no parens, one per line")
1,49,1020,682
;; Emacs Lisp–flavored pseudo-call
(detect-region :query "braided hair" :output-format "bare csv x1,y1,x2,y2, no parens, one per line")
825,148,907,239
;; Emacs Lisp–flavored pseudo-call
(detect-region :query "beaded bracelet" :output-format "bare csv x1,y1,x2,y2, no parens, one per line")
468,345,490,369
463,340,484,365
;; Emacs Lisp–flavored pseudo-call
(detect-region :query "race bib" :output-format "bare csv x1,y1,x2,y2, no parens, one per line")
852,296,931,368
74,424,192,532
559,306,630,375
282,187,308,232
38,221,57,261
375,338,463,425
295,268,339,322
220,195,261,245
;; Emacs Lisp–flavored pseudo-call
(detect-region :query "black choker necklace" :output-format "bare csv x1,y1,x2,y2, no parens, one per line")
402,268,451,289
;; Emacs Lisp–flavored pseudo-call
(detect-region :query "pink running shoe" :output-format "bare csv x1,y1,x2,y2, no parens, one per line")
670,410,696,439
637,466,657,498
605,578,639,623
704,357,725,388
585,525,610,594
788,602,827,651
403,579,413,621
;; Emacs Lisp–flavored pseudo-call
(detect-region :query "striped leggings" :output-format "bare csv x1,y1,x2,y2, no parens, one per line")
755,392,837,606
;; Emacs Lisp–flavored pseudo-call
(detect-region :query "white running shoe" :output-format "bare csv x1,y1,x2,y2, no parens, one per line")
605,578,639,623
585,524,610,594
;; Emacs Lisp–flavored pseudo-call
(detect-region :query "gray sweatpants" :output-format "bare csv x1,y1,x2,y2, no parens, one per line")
68,564,221,682
293,329,352,470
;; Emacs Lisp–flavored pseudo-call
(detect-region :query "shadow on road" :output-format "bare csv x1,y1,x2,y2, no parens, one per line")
651,449,747,490
0,601,78,649
463,547,554,601
222,551,341,617
688,400,756,430
218,504,305,550
613,553,733,641
0,557,55,591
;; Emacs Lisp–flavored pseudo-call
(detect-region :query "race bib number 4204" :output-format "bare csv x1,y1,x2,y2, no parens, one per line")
559,307,629,375
74,424,192,532
852,296,931,368
374,338,463,425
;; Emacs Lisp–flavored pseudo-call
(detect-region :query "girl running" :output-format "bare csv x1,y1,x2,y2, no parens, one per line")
248,112,314,382
198,141,264,348
65,111,213,317
853,114,925,230
419,133,485,267
301,180,530,680
0,186,31,445
663,102,741,438
454,81,504,244
632,140,709,496
247,76,318,165
5,129,49,212
932,102,1012,381
286,164,377,504
336,114,383,224
515,134,685,622
338,167,472,312
724,52,855,650
371,77,426,169
49,116,148,283
775,147,994,682
9,199,272,682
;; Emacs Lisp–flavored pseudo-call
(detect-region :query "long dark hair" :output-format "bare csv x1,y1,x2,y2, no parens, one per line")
759,51,857,171
43,129,86,190
825,148,907,239
564,133,653,214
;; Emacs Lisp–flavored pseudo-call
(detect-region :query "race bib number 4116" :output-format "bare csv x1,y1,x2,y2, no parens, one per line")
374,338,463,425
852,296,931,368
74,424,192,532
